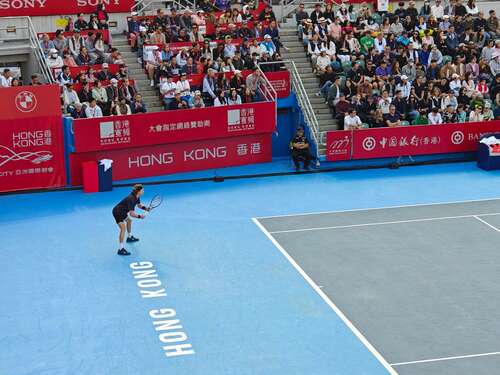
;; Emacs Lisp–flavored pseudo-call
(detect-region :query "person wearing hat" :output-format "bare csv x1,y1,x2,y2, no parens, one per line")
260,34,276,57
230,69,245,95
395,76,411,98
176,72,192,105
192,10,206,35
490,52,500,76
106,77,120,107
314,17,328,42
160,75,177,109
264,20,286,54
315,48,330,75
291,127,313,171
47,48,64,68
144,45,161,86
95,62,112,81
191,90,205,108
449,73,462,96
439,15,451,31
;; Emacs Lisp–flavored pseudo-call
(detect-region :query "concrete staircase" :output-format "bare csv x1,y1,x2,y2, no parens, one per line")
278,12,339,156
279,17,339,130
112,34,164,113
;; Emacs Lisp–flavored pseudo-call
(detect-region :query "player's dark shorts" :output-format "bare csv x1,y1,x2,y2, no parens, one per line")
112,207,128,224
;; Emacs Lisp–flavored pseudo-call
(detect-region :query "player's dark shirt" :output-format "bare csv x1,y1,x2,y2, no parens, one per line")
113,194,140,216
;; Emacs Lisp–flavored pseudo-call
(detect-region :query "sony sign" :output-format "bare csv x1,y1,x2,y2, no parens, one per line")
0,0,47,10
0,0,122,10
76,0,122,6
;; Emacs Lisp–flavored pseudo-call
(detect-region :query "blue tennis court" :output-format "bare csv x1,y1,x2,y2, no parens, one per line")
1,161,500,375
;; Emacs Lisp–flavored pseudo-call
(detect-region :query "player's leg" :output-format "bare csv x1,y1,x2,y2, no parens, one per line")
126,217,139,242
117,222,130,256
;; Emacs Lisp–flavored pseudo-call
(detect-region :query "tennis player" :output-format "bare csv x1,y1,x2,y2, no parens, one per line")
112,184,150,256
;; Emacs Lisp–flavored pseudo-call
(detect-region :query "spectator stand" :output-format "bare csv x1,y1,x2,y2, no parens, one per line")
271,0,500,160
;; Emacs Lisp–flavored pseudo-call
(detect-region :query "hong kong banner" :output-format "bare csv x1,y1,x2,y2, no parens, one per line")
0,85,66,192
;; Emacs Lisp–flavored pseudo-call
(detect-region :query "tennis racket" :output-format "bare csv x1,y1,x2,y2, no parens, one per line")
147,195,163,211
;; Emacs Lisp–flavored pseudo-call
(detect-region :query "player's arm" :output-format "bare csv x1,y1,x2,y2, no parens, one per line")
129,210,145,219
137,203,150,212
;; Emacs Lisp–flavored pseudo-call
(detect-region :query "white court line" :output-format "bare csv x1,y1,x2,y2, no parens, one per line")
474,216,500,233
252,218,399,375
391,351,500,366
255,197,500,220
269,212,500,234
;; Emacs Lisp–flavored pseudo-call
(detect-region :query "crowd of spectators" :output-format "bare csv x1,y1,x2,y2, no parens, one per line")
40,2,147,118
0,1,146,119
128,4,285,109
296,0,500,129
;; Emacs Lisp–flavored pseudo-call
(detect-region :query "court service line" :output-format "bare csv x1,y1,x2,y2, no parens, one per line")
255,197,500,220
252,218,399,375
474,216,500,233
391,351,500,366
269,212,500,234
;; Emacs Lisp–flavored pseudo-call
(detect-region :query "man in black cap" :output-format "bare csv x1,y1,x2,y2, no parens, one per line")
291,127,313,171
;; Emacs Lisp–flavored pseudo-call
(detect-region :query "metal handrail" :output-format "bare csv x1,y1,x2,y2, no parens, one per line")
132,0,195,14
258,60,320,159
0,16,55,84
256,66,277,103
27,17,55,84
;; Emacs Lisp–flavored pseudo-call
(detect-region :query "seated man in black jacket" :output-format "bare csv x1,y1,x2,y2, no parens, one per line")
291,126,313,171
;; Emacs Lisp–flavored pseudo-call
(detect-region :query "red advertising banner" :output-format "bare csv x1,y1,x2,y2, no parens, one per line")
0,0,135,17
326,130,352,161
326,121,500,161
352,122,500,159
69,133,272,185
264,70,290,99
0,85,66,192
72,101,277,153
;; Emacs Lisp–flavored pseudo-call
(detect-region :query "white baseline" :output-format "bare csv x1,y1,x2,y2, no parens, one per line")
391,351,500,366
269,212,500,234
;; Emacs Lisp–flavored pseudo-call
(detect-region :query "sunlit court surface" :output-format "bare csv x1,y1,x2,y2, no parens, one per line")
2,162,500,375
